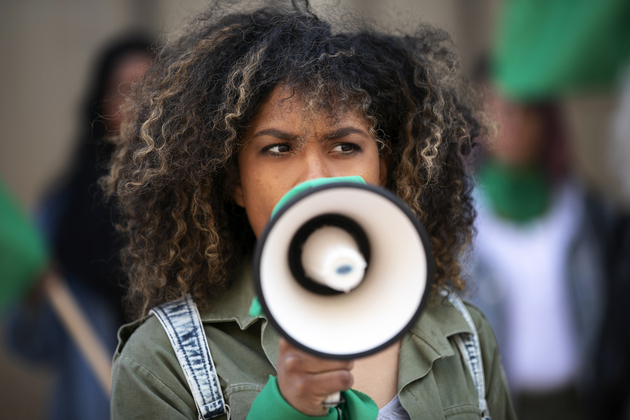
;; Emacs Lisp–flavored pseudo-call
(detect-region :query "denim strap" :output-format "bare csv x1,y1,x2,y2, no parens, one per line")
151,294,228,419
443,291,491,420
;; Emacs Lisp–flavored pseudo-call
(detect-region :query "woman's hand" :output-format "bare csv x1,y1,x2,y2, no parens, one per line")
277,338,354,416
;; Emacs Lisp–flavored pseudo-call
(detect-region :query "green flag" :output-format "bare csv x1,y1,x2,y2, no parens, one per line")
0,180,49,310
492,0,630,100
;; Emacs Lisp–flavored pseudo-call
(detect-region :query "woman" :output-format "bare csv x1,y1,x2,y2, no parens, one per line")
107,2,515,419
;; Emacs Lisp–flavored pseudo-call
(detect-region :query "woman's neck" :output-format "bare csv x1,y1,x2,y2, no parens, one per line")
351,339,402,408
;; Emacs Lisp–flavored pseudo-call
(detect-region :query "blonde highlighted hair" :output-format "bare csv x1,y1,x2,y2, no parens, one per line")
104,1,484,319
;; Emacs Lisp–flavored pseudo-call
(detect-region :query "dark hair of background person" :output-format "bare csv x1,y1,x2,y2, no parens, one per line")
48,34,155,322
105,0,487,319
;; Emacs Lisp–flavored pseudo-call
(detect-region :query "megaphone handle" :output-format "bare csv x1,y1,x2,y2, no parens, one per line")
322,391,344,408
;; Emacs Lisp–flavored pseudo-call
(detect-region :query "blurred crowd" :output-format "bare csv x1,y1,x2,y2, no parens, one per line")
1,34,155,420
1,0,630,419
468,1,630,419
469,70,630,420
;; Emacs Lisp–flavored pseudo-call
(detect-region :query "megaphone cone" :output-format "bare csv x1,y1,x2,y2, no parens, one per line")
253,178,433,359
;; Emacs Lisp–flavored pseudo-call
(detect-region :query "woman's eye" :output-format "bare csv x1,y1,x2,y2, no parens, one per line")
331,143,360,154
263,144,292,155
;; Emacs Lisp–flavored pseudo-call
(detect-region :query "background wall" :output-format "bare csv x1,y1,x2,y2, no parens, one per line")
0,0,623,418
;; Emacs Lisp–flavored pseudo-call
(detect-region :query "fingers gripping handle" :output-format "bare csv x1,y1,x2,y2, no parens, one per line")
322,391,344,408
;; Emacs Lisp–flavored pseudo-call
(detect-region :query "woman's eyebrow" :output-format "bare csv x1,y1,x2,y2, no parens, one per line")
252,128,299,141
323,127,369,141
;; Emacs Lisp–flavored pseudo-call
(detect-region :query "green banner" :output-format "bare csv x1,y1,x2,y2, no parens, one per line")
492,0,630,100
0,180,49,310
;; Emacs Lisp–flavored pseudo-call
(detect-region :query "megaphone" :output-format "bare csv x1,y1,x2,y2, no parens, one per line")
252,177,433,360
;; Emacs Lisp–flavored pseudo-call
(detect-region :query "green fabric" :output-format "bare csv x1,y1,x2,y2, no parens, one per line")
248,296,263,317
247,376,379,420
478,159,550,223
247,376,340,420
339,388,379,420
493,0,630,100
0,180,48,310
111,262,517,420
271,176,366,219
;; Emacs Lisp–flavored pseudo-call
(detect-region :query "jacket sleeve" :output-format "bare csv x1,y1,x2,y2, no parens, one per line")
111,353,213,420
110,317,228,420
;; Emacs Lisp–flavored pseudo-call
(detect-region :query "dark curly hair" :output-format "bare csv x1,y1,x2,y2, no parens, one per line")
104,1,484,319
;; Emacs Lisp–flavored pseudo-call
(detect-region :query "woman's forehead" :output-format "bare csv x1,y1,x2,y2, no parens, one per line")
244,85,371,139
257,84,367,124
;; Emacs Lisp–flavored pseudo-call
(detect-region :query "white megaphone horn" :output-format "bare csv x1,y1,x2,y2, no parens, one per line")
252,176,434,362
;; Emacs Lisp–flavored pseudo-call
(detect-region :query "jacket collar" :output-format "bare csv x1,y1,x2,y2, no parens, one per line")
198,263,261,329
198,261,280,369
398,294,472,389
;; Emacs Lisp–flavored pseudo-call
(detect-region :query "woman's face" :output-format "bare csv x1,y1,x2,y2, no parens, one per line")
234,86,388,238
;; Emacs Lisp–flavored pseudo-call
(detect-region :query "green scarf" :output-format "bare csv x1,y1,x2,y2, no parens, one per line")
478,159,550,223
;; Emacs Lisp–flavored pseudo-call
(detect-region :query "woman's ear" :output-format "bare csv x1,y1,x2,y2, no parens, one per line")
379,153,390,187
233,184,245,208
227,160,245,207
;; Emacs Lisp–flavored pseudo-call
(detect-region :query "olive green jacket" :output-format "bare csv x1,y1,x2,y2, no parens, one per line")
111,265,516,420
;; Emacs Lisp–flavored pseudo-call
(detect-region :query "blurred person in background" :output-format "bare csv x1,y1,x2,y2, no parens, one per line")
469,63,630,420
591,63,630,420
3,35,154,420
481,0,630,417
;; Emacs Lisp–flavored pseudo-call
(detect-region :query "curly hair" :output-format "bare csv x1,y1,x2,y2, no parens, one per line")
104,1,484,319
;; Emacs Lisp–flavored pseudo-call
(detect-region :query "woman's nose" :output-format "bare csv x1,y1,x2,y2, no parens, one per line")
297,149,331,184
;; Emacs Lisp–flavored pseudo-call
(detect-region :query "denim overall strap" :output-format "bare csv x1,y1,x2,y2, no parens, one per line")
151,294,228,419
443,291,491,420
